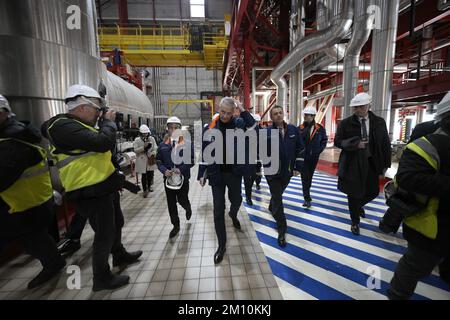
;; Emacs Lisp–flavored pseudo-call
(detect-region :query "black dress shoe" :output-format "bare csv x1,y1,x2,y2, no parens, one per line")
351,224,360,235
228,213,241,230
246,197,253,206
28,259,66,289
302,200,311,208
113,249,143,267
277,233,287,248
214,247,226,264
92,274,130,292
360,208,366,218
186,209,192,221
57,239,81,255
169,225,180,238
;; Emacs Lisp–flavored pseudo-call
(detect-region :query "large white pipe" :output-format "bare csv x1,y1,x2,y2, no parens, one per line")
271,0,353,107
342,0,373,118
369,0,400,131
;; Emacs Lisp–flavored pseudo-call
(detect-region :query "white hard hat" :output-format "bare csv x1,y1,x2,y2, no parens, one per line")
165,172,184,190
349,92,372,107
253,114,261,122
167,116,182,125
435,91,450,121
65,84,103,102
65,84,105,110
139,124,150,134
303,106,317,115
0,94,14,115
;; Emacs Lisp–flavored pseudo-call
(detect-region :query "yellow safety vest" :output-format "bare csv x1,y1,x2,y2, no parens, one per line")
402,137,440,239
47,118,115,193
0,139,53,214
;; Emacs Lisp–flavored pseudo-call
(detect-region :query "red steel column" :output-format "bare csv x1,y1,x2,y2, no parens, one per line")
118,0,129,26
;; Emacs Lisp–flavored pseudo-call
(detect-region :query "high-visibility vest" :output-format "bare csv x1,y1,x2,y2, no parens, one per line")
0,138,53,214
402,136,440,239
47,118,115,193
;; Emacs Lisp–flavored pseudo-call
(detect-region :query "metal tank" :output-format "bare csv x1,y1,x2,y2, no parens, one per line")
0,0,153,126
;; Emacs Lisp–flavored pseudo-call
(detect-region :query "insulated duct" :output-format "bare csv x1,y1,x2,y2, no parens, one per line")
317,0,347,62
342,0,373,118
289,0,305,126
271,0,354,107
369,0,400,132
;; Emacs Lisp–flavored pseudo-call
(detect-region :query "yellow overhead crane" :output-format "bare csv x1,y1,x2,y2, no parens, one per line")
98,25,228,68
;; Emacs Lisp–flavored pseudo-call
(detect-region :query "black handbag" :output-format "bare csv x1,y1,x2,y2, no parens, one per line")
384,181,427,218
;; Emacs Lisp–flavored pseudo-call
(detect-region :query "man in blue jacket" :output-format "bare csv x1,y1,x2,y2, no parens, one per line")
299,106,328,208
264,105,304,247
156,116,194,238
198,97,255,264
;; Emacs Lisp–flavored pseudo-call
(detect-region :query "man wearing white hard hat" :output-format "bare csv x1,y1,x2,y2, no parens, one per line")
156,116,194,238
133,124,157,197
41,84,132,291
299,106,328,208
387,91,450,299
335,92,391,235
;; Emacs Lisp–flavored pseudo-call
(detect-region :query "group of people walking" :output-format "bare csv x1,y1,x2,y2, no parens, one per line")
1,84,449,300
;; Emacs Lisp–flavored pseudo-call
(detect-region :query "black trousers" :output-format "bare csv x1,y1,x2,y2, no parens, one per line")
0,202,63,270
67,191,125,255
266,176,291,234
164,179,191,227
388,243,450,299
300,157,319,202
75,194,115,280
347,161,379,225
211,172,243,248
141,170,154,191
244,174,262,200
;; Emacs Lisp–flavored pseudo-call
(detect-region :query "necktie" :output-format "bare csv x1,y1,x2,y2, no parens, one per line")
361,118,368,141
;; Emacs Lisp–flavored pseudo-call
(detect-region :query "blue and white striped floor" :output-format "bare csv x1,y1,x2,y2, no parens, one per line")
242,172,450,300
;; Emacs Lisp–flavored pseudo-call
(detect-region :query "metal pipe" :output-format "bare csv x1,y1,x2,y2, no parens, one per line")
323,64,408,73
343,0,373,118
317,0,348,62
289,0,304,125
307,79,369,101
369,0,400,133
252,67,256,114
271,0,353,107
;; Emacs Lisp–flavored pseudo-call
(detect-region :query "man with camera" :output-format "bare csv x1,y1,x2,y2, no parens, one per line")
156,116,194,238
335,93,391,235
42,84,135,291
387,92,450,299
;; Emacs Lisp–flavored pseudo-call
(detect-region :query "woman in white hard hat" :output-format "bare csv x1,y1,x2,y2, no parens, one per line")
298,106,328,208
134,124,157,197
334,92,391,235
156,116,194,238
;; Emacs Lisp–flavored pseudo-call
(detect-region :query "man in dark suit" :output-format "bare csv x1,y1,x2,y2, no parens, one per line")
335,93,391,235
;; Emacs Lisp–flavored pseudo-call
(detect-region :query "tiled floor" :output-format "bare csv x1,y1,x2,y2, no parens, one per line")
0,165,283,300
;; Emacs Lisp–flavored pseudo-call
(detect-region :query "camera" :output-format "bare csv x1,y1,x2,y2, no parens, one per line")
379,208,402,234
116,112,124,123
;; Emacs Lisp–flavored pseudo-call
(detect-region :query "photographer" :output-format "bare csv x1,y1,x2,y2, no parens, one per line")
134,124,157,197
42,84,136,291
388,92,450,299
